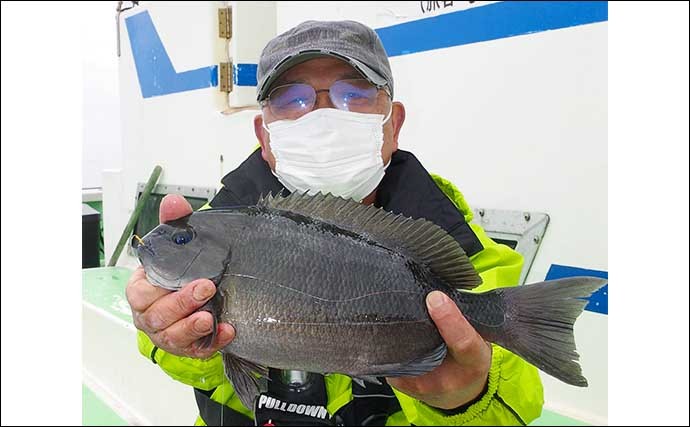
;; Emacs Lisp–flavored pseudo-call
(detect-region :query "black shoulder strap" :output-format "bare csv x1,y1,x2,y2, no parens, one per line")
333,378,401,426
376,150,483,257
194,387,254,426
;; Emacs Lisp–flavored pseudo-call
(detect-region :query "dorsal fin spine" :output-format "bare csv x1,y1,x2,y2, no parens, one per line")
262,192,482,289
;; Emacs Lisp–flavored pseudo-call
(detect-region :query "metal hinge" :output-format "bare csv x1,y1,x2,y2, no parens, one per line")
218,7,232,39
219,62,233,93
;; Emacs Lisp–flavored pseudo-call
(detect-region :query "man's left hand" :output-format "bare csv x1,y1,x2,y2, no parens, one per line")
386,291,492,411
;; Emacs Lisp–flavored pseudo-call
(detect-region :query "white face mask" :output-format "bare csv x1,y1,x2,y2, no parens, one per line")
263,107,392,202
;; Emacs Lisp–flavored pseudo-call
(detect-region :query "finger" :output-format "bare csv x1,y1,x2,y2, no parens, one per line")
138,278,216,332
159,194,193,224
426,291,489,366
154,311,216,350
188,323,236,359
126,267,171,313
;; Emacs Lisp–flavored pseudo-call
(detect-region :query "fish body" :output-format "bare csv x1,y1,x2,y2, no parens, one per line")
216,207,445,375
136,192,606,409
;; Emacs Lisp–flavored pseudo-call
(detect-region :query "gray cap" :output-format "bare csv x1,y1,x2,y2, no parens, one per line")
256,20,394,102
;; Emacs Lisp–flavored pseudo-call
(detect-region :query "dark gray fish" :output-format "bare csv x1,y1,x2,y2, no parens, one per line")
134,192,606,410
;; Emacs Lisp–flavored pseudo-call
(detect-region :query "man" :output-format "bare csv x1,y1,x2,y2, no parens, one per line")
126,20,544,425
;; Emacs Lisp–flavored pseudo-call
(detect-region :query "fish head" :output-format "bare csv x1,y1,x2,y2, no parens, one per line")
133,212,233,290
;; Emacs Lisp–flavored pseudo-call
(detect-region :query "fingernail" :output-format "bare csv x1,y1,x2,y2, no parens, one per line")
193,282,214,301
427,291,448,310
220,325,236,343
194,316,211,334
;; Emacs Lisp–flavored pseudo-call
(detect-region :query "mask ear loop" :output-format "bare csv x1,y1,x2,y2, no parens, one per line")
261,113,271,134
379,102,394,171
380,97,394,172
382,103,393,125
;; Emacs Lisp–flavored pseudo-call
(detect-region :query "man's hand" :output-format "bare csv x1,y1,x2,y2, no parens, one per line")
125,194,235,359
387,291,492,411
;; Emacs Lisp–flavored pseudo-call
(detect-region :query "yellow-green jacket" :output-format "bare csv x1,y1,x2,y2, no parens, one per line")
137,151,544,425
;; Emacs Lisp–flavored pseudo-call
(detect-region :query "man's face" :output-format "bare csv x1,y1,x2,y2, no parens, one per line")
254,57,405,174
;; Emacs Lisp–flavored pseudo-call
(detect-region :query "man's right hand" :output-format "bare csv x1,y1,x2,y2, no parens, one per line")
125,194,235,359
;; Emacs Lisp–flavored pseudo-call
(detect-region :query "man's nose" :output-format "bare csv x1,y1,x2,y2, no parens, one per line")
313,90,337,110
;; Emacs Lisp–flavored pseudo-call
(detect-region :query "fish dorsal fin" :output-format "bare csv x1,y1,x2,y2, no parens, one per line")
258,192,482,290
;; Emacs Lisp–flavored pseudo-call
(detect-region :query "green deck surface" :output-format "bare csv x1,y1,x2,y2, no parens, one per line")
82,266,134,322
530,409,590,425
82,384,128,426
83,267,133,425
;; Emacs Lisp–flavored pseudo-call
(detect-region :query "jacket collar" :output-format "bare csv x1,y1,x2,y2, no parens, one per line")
217,148,483,256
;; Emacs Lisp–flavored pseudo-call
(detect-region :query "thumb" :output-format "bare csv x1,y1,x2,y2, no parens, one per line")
159,194,193,224
426,291,489,366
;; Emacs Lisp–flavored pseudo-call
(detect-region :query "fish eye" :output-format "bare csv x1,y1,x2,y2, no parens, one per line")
171,229,194,245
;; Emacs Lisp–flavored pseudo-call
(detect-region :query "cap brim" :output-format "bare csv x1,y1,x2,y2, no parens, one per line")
257,50,388,101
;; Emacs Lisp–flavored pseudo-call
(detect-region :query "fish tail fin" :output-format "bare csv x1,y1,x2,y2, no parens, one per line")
456,276,606,387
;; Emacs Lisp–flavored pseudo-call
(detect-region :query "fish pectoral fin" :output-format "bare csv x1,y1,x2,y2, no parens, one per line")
365,343,448,378
195,289,224,350
222,353,268,410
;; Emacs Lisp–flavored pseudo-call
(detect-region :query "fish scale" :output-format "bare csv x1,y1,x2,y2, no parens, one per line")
218,212,440,370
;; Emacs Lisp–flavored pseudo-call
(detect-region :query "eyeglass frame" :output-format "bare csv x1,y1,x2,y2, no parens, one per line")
259,78,392,120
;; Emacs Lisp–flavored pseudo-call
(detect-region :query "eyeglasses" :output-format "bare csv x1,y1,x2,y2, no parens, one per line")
260,79,390,120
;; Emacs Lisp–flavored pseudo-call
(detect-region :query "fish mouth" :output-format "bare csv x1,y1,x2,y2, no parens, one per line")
141,247,204,291
136,242,156,258
144,267,182,291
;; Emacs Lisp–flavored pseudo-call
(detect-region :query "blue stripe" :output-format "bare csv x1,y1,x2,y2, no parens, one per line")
125,2,607,98
234,63,258,86
376,1,608,57
125,11,217,98
545,264,608,315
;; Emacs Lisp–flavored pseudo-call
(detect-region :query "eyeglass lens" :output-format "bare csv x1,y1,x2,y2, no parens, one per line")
267,79,381,120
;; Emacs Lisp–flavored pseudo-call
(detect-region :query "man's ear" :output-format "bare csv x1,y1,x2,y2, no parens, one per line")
254,114,271,162
391,101,406,149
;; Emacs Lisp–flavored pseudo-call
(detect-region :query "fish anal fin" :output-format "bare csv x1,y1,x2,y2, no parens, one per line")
357,343,448,379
